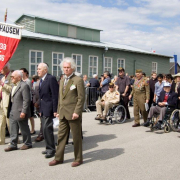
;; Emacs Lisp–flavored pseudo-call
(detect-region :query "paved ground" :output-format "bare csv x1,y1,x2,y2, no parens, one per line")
1,107,180,180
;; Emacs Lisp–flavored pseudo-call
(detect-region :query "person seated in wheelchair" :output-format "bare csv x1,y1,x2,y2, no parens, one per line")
95,83,120,121
144,82,178,129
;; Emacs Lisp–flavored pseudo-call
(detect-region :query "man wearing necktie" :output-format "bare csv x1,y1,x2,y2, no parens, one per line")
49,57,85,167
144,82,178,129
0,63,12,145
37,63,59,158
4,70,32,151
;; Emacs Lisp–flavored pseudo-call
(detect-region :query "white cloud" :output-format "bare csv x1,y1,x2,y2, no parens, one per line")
0,0,180,62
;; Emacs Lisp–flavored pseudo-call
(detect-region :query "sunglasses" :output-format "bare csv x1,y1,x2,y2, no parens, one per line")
109,86,114,88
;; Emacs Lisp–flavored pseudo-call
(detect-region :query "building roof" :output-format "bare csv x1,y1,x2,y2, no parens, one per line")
15,14,103,32
22,29,172,58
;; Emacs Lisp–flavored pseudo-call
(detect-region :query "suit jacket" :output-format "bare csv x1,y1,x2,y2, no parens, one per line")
58,74,85,120
0,72,12,108
7,81,31,120
39,74,59,117
157,90,178,107
89,78,100,88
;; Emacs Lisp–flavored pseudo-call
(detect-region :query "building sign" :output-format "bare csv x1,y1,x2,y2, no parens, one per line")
0,22,22,71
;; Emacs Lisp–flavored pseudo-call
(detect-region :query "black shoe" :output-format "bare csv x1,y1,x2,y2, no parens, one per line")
154,122,161,130
144,120,150,127
45,153,55,158
42,150,47,154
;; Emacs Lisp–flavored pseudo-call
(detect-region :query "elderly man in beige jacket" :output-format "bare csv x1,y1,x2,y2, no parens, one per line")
0,63,12,145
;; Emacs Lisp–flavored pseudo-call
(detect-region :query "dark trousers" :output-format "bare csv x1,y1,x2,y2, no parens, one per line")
55,117,82,162
122,96,130,119
41,116,55,154
9,113,32,148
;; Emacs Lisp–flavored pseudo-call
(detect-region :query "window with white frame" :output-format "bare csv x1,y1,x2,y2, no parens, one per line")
117,59,125,69
104,57,112,72
52,52,64,77
72,54,82,73
29,50,43,76
89,56,98,77
152,62,157,73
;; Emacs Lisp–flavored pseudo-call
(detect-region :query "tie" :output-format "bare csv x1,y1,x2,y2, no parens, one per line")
40,79,43,88
63,78,69,93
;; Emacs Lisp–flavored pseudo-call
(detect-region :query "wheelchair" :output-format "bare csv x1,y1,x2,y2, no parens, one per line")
104,101,127,125
170,109,180,132
149,105,175,133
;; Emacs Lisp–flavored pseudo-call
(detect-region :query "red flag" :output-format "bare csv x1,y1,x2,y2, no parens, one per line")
0,22,22,71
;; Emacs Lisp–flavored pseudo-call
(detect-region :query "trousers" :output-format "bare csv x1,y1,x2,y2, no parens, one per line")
96,100,113,116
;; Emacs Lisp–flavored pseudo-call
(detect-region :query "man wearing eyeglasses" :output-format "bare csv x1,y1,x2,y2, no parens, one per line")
95,83,120,121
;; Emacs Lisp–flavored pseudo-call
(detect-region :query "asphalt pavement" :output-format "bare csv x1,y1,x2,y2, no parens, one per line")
1,107,180,180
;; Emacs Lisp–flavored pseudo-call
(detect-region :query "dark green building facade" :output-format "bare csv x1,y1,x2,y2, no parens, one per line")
10,14,172,78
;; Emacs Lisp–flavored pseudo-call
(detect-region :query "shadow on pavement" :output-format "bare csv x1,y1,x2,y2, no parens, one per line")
65,148,124,164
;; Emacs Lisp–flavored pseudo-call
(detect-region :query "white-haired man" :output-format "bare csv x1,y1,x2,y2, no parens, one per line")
0,63,12,145
5,70,32,151
49,57,85,167
37,63,59,158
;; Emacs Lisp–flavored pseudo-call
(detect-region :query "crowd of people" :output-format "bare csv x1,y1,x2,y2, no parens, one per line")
1,58,180,167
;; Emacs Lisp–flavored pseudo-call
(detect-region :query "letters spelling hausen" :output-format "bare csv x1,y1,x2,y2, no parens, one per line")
0,25,19,35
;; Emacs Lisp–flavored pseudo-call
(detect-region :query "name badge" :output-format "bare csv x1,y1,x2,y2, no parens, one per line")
4,80,9,84
70,84,76,90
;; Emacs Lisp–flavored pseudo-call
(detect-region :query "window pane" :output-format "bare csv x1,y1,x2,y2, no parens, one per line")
53,59,57,64
37,52,42,58
73,55,76,60
53,66,57,71
77,67,81,73
37,58,41,63
53,71,57,76
53,53,57,59
77,60,81,66
77,55,81,61
31,52,35,58
90,59,93,66
31,65,35,71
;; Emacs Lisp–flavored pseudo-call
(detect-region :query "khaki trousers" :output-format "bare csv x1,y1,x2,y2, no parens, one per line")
133,94,148,124
96,100,113,116
55,117,82,162
0,106,10,144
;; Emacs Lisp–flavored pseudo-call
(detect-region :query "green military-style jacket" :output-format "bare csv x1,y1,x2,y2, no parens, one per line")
131,76,150,100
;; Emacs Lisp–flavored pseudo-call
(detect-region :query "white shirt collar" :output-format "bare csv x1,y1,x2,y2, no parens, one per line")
42,73,47,81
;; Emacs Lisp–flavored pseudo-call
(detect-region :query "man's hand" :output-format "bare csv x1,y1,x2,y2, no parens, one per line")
101,101,105,106
146,100,149,104
72,113,79,120
56,114,59,118
153,97,156,102
129,95,132,100
158,102,164,107
34,103,39,108
54,112,57,117
122,93,126,97
20,112,26,119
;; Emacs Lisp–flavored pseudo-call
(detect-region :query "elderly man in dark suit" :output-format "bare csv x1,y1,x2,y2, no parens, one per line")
49,57,85,167
144,82,178,129
4,70,32,151
37,63,59,158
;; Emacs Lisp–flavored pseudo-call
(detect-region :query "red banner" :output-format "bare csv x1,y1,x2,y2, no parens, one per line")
0,22,22,71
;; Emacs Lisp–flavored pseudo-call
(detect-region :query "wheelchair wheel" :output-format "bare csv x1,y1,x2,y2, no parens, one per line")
164,124,170,133
170,109,180,132
114,105,126,123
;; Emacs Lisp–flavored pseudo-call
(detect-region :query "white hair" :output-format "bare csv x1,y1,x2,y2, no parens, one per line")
14,70,23,78
4,62,10,69
60,57,76,72
74,72,82,77
38,63,49,72
93,74,98,78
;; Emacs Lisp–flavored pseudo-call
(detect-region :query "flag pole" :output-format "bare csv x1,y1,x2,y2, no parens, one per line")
4,8,7,23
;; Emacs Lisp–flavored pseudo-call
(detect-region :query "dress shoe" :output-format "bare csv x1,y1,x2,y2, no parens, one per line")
100,116,107,121
45,153,55,158
71,161,83,167
42,150,47,154
35,136,44,142
20,144,32,150
132,123,140,127
30,131,36,135
4,146,17,152
49,159,63,166
144,120,150,127
154,122,162,130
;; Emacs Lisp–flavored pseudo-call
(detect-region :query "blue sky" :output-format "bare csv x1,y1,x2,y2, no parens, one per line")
1,0,180,63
